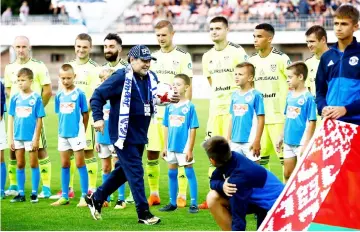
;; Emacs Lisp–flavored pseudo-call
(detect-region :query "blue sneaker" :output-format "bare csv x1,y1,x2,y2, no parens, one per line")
38,186,51,199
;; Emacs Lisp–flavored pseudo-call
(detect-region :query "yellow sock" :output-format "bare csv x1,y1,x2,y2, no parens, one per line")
85,157,98,190
208,165,216,190
39,157,51,188
69,156,76,189
177,166,187,198
8,160,17,187
146,159,160,194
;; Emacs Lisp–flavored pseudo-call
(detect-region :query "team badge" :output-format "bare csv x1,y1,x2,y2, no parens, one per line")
349,56,359,66
245,95,252,103
298,98,305,105
224,56,230,60
71,93,78,101
173,60,180,68
188,62,192,69
86,140,91,147
270,64,277,72
29,99,35,106
182,107,189,114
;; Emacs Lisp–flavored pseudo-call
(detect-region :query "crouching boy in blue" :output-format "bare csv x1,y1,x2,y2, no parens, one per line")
204,136,284,231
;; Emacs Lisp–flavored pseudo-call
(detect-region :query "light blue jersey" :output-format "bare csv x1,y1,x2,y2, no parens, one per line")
96,100,111,145
163,101,199,153
9,92,45,141
230,89,265,143
55,88,88,138
284,91,317,146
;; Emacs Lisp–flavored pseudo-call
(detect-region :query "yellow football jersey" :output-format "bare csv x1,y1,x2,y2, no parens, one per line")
4,58,51,97
305,55,320,97
67,58,99,100
248,48,291,124
151,46,193,117
202,42,248,115
102,58,128,71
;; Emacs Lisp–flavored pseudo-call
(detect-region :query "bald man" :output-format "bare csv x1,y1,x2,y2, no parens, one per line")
4,36,53,198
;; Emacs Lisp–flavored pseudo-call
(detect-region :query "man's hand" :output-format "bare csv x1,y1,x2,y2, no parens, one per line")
94,120,105,134
186,150,193,162
276,136,284,154
325,106,347,120
169,89,180,103
10,139,15,151
222,177,237,197
321,106,332,118
161,149,167,159
32,140,39,151
250,140,261,157
95,143,100,153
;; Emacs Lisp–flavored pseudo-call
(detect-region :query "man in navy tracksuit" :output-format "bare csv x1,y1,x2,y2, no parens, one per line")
85,45,178,225
316,5,360,125
203,136,284,231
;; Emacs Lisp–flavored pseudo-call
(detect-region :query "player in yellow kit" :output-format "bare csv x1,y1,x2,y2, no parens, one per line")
248,23,291,177
50,34,99,200
201,16,248,209
147,20,193,207
305,25,329,96
4,36,53,198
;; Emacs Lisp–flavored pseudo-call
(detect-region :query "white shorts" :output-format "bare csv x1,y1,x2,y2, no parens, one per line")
14,140,33,151
284,143,302,159
230,142,260,162
98,144,115,159
58,135,86,152
164,151,195,166
0,119,7,150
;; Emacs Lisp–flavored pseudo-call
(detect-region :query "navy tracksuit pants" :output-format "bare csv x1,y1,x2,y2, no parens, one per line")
94,143,149,216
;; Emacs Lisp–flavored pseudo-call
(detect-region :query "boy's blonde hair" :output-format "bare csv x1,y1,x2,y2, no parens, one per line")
99,68,115,79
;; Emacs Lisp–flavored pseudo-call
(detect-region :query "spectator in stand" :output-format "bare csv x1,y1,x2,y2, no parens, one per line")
19,1,29,25
178,0,192,23
2,7,12,25
221,2,233,17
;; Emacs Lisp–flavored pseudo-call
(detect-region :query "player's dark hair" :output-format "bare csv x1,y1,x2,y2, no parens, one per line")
75,33,92,46
104,33,122,46
60,63,75,74
305,25,327,42
202,136,232,167
210,16,228,28
255,23,275,36
154,20,174,32
334,4,360,24
174,74,191,85
287,61,308,81
236,62,255,77
17,67,33,80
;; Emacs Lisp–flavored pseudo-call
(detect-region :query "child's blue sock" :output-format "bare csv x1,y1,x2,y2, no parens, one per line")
61,167,70,199
78,165,88,197
16,169,25,196
168,169,178,206
31,167,40,195
185,167,198,206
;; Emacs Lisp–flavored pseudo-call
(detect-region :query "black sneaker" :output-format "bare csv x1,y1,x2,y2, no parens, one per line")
30,194,39,203
159,203,177,212
10,194,26,203
114,200,126,209
138,210,161,225
85,193,103,220
189,205,199,213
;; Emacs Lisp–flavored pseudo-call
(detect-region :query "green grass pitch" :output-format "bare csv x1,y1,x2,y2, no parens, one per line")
1,99,282,231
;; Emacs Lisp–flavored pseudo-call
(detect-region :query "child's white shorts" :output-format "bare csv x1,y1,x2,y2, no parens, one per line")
14,140,33,151
164,151,195,166
230,142,260,162
284,143,302,159
98,144,115,159
58,134,86,152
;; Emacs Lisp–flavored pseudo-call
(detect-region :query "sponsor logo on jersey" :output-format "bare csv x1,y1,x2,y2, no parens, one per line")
349,56,359,66
155,70,177,75
169,115,185,127
262,93,276,98
209,68,234,74
60,102,75,114
233,104,248,116
255,76,279,81
16,106,32,118
215,86,231,91
74,80,89,85
286,106,301,119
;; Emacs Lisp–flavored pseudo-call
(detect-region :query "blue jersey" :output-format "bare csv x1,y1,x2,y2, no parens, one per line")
284,91,317,146
55,88,88,138
230,89,265,143
9,92,45,141
96,100,111,145
163,101,199,153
